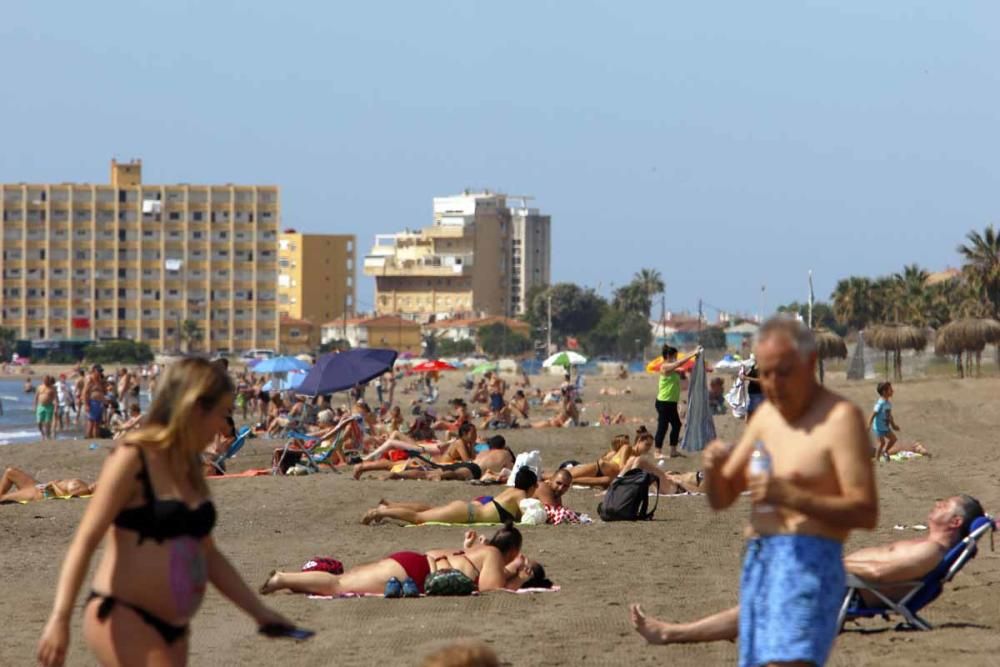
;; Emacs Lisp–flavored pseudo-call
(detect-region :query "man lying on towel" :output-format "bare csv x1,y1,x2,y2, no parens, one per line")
629,494,984,646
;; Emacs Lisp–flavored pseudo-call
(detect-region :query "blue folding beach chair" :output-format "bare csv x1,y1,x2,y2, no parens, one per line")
837,515,995,631
209,426,252,475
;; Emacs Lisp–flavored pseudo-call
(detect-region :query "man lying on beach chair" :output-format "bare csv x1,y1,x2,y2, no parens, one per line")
629,495,988,645
1,466,95,503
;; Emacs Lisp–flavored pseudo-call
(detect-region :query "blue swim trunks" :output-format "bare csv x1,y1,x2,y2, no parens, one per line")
739,534,844,667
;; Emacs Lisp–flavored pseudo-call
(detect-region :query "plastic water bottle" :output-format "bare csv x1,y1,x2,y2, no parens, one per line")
749,440,774,513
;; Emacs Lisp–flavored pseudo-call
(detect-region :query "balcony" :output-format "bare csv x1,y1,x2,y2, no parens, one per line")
423,223,473,239
363,254,474,277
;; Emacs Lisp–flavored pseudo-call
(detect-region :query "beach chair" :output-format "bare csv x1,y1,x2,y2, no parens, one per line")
837,515,996,631
271,418,365,475
209,426,252,475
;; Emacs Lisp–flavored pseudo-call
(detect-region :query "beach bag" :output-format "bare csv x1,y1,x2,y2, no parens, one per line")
597,469,659,521
507,450,542,487
725,377,748,419
519,498,547,525
424,569,476,596
301,557,344,575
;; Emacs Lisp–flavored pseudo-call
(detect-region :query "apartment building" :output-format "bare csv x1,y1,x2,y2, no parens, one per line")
363,191,551,320
0,159,280,354
509,199,551,315
277,231,355,325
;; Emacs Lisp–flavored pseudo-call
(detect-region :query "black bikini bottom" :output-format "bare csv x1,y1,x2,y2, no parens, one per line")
87,591,189,645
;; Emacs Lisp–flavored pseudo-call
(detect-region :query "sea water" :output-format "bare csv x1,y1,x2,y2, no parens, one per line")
0,378,77,445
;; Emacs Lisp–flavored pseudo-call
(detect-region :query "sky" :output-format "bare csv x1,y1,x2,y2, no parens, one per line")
2,1,998,319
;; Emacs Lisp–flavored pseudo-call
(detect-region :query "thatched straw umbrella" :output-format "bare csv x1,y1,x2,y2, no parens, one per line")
813,329,847,384
867,324,927,381
935,318,1000,378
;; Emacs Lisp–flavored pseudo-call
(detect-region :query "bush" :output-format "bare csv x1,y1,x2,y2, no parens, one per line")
84,340,155,365
438,338,476,357
478,324,531,357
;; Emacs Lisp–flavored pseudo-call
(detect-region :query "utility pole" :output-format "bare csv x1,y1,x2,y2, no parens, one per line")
546,293,552,354
342,293,348,345
807,270,814,329
698,299,703,335
759,284,767,323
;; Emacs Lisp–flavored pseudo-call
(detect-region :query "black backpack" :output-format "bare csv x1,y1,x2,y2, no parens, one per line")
597,469,660,521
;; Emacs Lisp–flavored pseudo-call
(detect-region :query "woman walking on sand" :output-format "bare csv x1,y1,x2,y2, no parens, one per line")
37,358,297,667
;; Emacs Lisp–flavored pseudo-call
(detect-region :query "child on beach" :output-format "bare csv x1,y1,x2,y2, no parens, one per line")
868,381,901,462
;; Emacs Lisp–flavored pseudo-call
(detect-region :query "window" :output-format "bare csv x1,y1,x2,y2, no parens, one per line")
169,212,180,221
193,211,203,221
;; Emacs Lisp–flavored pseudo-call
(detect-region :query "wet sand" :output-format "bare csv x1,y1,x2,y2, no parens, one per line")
2,371,999,666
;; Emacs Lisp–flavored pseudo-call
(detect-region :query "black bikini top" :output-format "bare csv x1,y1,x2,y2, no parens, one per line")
113,447,216,544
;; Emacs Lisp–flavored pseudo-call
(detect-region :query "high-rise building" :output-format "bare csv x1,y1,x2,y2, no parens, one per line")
0,159,280,354
278,231,356,326
509,199,551,315
363,191,551,320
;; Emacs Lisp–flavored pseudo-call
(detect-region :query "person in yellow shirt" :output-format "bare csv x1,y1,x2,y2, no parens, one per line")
654,345,701,458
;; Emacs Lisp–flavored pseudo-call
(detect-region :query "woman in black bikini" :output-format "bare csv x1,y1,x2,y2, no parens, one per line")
361,467,538,526
38,358,295,667
260,523,551,596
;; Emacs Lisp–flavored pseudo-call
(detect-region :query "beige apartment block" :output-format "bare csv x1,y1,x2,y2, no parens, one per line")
363,191,551,320
278,231,355,325
0,159,280,354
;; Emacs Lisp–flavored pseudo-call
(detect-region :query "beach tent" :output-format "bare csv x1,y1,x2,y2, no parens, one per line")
847,332,867,381
680,354,716,453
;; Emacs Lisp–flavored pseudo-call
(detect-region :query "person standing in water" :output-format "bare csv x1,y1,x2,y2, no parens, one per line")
701,317,877,667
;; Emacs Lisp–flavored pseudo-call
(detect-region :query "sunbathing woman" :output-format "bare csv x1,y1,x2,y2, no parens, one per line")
386,435,515,482
1,466,95,504
361,467,538,525
544,432,639,487
353,422,477,479
260,523,551,596
528,394,579,429
888,440,931,457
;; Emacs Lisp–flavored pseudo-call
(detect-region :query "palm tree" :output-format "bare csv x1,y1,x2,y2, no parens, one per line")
831,276,873,331
957,224,1000,318
180,319,203,353
0,326,16,361
634,268,665,300
892,264,930,326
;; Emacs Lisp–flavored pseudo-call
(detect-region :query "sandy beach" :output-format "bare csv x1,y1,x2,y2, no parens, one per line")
2,370,998,666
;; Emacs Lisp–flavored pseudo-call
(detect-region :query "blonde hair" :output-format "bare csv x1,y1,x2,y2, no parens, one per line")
122,357,233,496
421,642,499,667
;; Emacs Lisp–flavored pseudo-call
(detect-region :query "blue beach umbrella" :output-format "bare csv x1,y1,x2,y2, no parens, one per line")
297,348,398,396
253,356,311,374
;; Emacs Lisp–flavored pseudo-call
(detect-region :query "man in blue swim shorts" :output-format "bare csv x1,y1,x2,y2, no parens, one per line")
701,317,878,666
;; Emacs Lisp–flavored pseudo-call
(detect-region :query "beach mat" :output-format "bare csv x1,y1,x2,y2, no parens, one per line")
211,468,272,479
308,586,560,599
13,494,92,504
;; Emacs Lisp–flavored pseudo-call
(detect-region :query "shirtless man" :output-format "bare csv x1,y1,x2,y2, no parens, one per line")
353,422,478,479
0,466,95,503
630,494,985,645
34,375,58,439
389,435,515,482
533,468,572,507
509,390,530,421
701,316,877,667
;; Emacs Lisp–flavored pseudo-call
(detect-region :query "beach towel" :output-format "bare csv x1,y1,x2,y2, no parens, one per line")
14,494,92,504
307,586,560,600
211,468,272,479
